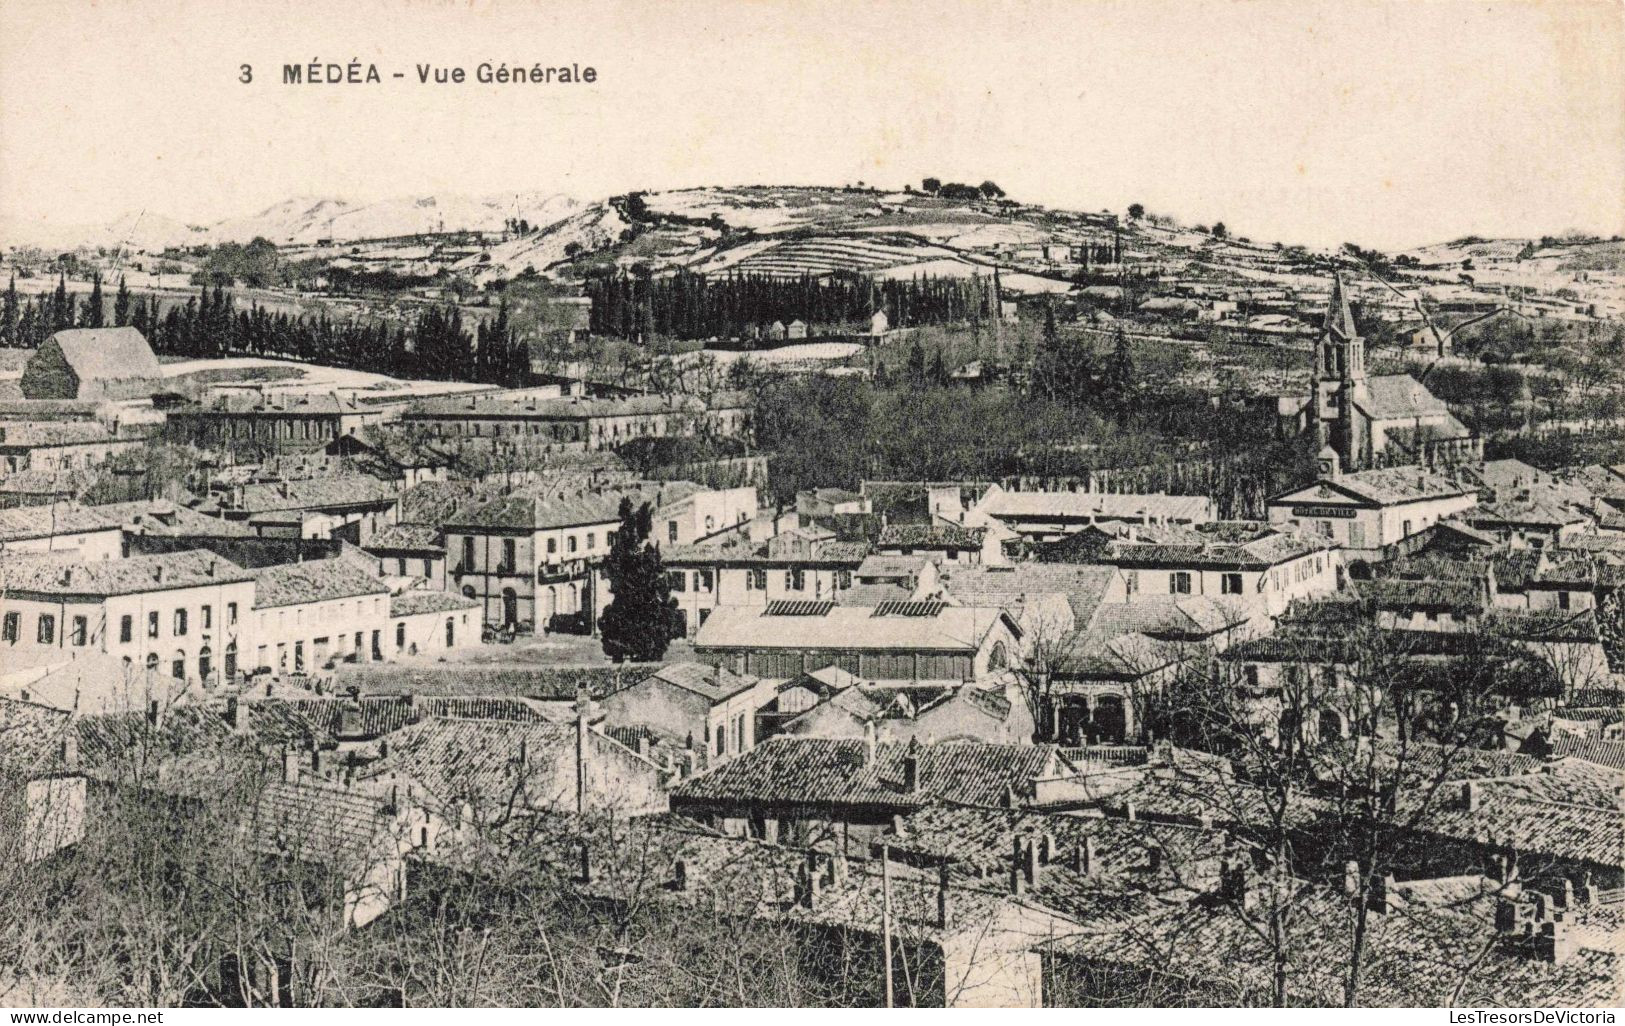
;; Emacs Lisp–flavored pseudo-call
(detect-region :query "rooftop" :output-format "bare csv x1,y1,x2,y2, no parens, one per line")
3,549,253,598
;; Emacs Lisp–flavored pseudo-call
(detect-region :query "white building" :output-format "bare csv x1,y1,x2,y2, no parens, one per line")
1268,460,1478,551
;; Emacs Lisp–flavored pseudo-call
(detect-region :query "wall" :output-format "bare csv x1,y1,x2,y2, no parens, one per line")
390,606,478,658
252,592,390,674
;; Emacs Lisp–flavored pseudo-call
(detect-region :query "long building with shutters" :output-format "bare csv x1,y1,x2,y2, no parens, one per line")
692,599,1023,685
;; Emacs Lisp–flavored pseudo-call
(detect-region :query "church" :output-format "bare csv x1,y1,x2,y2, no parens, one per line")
1306,274,1480,473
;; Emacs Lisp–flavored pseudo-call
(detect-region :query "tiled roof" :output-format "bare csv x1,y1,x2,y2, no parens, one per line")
1359,576,1486,614
4,549,252,597
1356,373,1453,421
1086,596,1255,641
0,698,73,776
1306,466,1474,505
878,523,986,549
389,590,478,616
0,420,122,446
334,663,657,700
252,557,389,609
937,564,1118,630
673,737,1064,811
979,489,1214,524
642,662,761,704
1106,521,1330,570
42,328,161,382
89,499,254,537
366,523,444,552
360,716,656,815
231,476,399,513
1549,735,1625,772
0,502,119,542
694,603,1015,656
1050,886,1621,1007
449,481,701,531
247,779,402,872
887,804,1230,882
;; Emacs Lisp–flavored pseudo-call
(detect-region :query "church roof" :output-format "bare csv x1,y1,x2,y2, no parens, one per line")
1355,374,1454,422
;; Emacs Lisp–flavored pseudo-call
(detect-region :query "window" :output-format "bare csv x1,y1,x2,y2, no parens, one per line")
294,642,304,672
396,622,407,651
120,615,133,643
837,570,852,590
668,571,687,593
38,615,55,645
1221,573,1243,595
567,535,578,554
1124,571,1139,597
228,602,238,626
2,612,18,642
172,652,185,679
148,611,160,639
422,559,433,577
198,646,212,681
790,568,806,591
668,521,679,544
1171,571,1192,595
586,532,596,550
146,652,159,672
1558,591,1571,611
71,616,88,647
1402,520,1412,537
202,604,213,630
546,537,558,555
461,536,476,570
697,570,714,593
501,539,516,572
716,722,726,757
174,609,188,636
224,641,237,678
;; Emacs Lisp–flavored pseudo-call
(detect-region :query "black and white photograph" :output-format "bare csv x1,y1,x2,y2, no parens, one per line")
0,0,1621,1012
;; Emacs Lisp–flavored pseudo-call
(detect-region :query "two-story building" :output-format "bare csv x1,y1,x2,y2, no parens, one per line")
597,662,777,768
693,599,1023,685
0,550,256,684
444,480,703,633
167,391,391,451
1100,521,1339,619
662,529,871,637
1268,458,1478,551
249,554,392,674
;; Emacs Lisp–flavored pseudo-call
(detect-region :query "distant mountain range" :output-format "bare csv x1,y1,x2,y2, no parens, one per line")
1,191,580,252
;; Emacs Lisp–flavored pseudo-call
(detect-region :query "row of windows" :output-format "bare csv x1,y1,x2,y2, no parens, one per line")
1125,570,1248,597
668,568,857,594
115,603,240,644
463,533,609,572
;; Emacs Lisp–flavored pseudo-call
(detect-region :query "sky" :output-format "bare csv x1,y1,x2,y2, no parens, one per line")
0,0,1621,251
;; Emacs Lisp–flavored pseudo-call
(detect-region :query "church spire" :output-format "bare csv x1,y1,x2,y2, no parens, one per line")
1324,272,1359,343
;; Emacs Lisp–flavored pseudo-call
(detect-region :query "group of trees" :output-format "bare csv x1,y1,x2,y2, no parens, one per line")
919,178,1005,200
1029,303,1137,420
0,273,532,388
583,269,1000,343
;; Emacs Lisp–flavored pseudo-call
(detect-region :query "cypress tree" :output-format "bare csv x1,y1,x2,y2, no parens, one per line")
599,499,680,662
1,276,18,347
113,276,131,327
81,273,105,328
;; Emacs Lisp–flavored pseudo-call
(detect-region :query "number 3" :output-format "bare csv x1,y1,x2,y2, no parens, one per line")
239,64,253,83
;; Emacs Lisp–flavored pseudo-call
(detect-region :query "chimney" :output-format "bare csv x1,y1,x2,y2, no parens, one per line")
936,861,951,928
577,839,592,884
1124,800,1137,822
1038,832,1056,865
1536,917,1574,965
154,565,164,584
59,731,80,771
1146,846,1163,874
207,559,216,577
517,735,529,768
1368,873,1399,914
281,746,299,784
1008,836,1027,896
61,568,72,586
902,747,920,793
1023,836,1040,888
1074,837,1098,877
672,859,688,892
1462,780,1480,811
225,696,246,733
863,719,877,765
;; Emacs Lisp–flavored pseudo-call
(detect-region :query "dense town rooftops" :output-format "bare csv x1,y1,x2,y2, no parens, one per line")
694,602,1019,653
213,475,401,514
3,549,253,598
405,390,749,421
665,532,871,567
673,737,1070,811
938,564,1120,630
334,663,659,700
88,498,255,537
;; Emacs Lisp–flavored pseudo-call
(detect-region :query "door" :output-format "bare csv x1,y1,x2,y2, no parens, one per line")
502,588,519,627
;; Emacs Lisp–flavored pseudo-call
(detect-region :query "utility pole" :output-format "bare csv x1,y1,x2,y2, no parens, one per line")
881,842,894,1008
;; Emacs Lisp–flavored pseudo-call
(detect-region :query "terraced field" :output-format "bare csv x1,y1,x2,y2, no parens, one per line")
705,235,971,279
